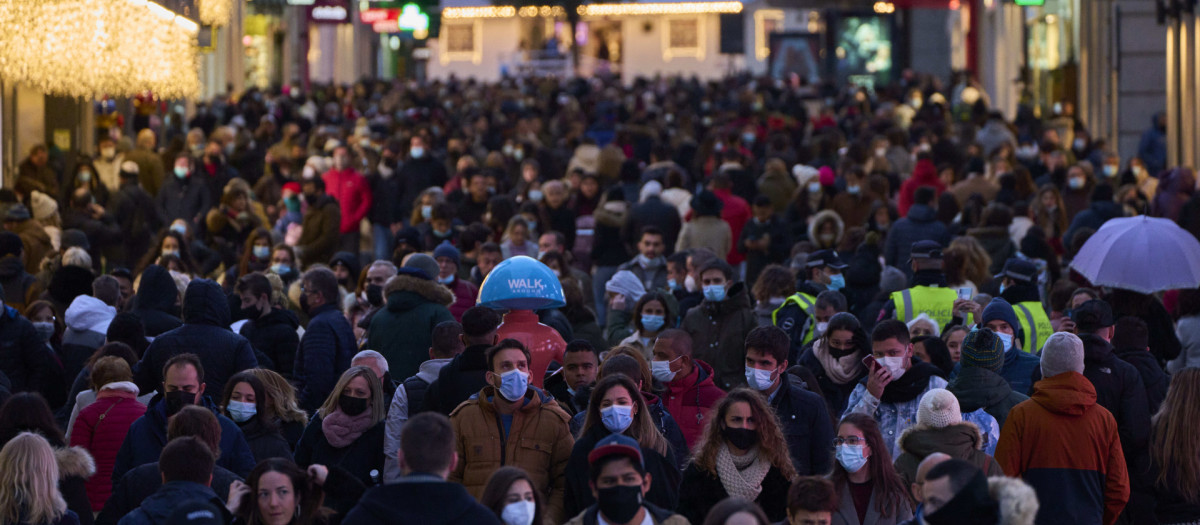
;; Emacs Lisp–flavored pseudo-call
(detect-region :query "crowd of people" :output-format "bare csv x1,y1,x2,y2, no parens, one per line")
0,71,1195,525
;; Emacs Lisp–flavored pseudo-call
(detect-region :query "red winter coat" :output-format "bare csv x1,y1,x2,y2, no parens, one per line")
446,277,478,322
69,386,147,511
712,188,752,266
322,168,373,233
662,359,726,448
897,159,946,217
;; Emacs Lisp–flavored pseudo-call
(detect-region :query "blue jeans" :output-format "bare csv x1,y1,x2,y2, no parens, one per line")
372,223,393,262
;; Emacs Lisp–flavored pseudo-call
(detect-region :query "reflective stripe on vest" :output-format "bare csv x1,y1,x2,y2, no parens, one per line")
1013,301,1053,354
772,293,818,345
891,286,958,328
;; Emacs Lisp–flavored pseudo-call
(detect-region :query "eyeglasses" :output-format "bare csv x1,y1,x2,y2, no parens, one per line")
832,436,865,447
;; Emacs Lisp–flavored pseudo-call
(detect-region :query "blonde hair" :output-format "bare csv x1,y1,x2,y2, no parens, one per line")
944,236,992,287
1152,368,1200,503
318,367,385,423
0,432,67,525
248,368,309,425
692,389,797,481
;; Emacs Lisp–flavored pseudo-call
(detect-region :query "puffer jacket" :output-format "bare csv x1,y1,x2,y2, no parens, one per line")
947,365,1028,430
61,295,117,383
366,274,455,382
883,203,952,272
661,359,726,448
995,372,1129,525
132,279,258,397
129,265,181,337
68,385,147,511
449,386,574,524
238,307,300,379
294,302,357,412
893,422,1002,488
682,282,757,390
296,194,341,268
444,276,477,321
112,394,255,482
116,481,227,525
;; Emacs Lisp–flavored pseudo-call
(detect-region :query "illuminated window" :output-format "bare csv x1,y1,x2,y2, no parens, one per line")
755,10,784,61
664,17,704,60
440,20,483,64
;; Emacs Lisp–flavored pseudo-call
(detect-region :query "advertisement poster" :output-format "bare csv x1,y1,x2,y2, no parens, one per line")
768,32,822,84
831,14,894,88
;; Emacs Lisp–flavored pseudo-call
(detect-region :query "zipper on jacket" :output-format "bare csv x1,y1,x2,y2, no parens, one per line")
494,413,507,465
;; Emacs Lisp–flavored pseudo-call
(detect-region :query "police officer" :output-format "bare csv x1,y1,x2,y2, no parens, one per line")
995,258,1053,354
884,240,958,329
774,249,846,361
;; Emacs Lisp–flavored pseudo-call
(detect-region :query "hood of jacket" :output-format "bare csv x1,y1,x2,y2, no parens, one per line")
385,274,455,312
701,281,751,316
137,264,180,311
898,422,985,457
948,367,1014,412
989,476,1040,525
56,446,96,479
182,278,230,327
48,264,95,303
0,255,24,279
1030,371,1097,416
258,307,300,329
807,209,845,247
906,203,938,223
1078,333,1114,364
65,295,117,333
135,481,221,522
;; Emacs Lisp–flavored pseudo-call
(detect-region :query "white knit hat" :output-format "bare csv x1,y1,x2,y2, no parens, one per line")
917,389,962,428
1041,332,1085,378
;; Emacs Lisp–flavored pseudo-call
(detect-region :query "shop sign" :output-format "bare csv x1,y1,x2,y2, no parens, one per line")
311,1,349,23
398,4,429,31
361,8,399,24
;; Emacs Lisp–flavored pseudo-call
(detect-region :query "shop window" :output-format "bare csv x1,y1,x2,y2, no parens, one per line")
755,10,784,61
664,17,704,60
441,21,482,64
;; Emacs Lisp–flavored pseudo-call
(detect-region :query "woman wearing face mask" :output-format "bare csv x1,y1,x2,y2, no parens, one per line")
797,312,870,419
677,389,797,524
408,187,445,229
67,356,146,512
563,375,679,519
829,413,912,525
24,300,62,352
618,292,678,359
293,366,386,516
232,228,274,285
1031,186,1068,254
268,245,300,287
221,371,291,463
135,229,199,277
64,160,110,207
807,210,844,251
482,467,544,525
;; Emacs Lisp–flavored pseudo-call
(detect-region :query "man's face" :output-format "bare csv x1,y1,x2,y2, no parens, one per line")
590,457,650,495
351,358,387,381
700,269,728,289
666,261,687,286
164,364,204,404
477,251,501,277
871,337,912,369
366,266,394,287
814,305,838,324
562,350,598,389
652,339,686,375
239,292,267,316
788,510,831,525
436,256,457,279
538,234,561,255
115,276,133,306
33,150,47,167
921,476,957,516
985,320,1014,336
332,264,351,284
638,234,664,259
745,348,783,388
468,175,489,200
487,348,529,387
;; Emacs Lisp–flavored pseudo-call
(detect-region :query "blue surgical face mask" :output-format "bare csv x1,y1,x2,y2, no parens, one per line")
252,246,270,259
226,400,256,423
601,404,634,434
998,283,1007,295
996,331,1014,352
270,263,290,275
836,444,868,473
174,166,188,179
438,274,454,285
667,279,679,291
495,369,529,402
742,132,756,144
703,284,727,302
528,189,544,203
744,366,775,391
410,146,425,159
828,274,845,291
170,223,187,236
651,357,680,383
421,205,433,220
641,314,665,332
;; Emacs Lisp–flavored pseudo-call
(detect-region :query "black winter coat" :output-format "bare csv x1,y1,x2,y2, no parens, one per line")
771,375,835,476
677,462,792,524
237,416,293,463
293,415,386,516
563,426,681,519
0,304,51,394
396,157,448,220
95,463,241,525
239,307,300,380
796,342,867,419
133,279,258,397
0,255,37,309
294,303,356,412
109,182,163,268
342,478,500,525
155,175,212,227
366,168,404,226
1114,348,1169,415
422,344,490,415
946,365,1028,430
130,265,183,337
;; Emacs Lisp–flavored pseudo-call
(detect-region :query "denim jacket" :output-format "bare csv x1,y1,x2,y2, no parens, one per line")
843,376,949,458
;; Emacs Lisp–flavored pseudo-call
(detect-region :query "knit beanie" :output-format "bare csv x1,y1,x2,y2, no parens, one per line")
917,389,962,428
960,328,1005,373
404,253,440,282
433,241,460,265
981,298,1020,333
1041,332,1085,378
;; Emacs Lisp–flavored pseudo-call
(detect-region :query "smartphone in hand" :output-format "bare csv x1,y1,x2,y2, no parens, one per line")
957,287,972,301
861,355,879,373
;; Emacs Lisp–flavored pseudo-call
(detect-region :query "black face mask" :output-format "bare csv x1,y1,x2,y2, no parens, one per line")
164,390,197,416
299,293,310,314
828,342,857,359
722,426,759,451
596,484,643,524
338,394,369,416
366,284,384,307
304,193,318,206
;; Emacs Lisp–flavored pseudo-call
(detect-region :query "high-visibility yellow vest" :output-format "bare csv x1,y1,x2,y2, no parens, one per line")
1013,301,1053,354
772,292,818,345
891,286,958,328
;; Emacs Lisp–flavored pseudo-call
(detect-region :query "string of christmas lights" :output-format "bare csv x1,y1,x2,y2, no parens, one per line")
199,0,233,26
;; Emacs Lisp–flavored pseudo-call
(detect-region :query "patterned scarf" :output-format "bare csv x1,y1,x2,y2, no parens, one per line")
715,444,771,502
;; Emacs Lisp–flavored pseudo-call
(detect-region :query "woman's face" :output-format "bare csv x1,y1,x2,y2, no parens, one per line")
580,178,599,198
30,307,55,324
510,224,527,243
231,382,256,404
505,478,535,506
828,329,855,354
1040,191,1057,210
945,331,965,362
837,422,871,461
599,385,637,419
162,236,180,253
272,249,293,267
420,193,437,207
909,320,936,339
640,300,665,318
873,207,889,227
723,401,756,432
343,375,371,401
912,341,930,363
256,471,296,525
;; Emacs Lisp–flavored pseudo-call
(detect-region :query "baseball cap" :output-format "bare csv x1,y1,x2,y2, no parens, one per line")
910,240,943,260
588,433,643,468
1070,299,1114,332
995,258,1037,283
806,249,848,270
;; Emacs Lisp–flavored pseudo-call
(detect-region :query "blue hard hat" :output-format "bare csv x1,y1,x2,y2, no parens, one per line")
477,256,566,310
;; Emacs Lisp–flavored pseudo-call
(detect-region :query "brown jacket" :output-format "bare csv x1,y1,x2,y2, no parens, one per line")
296,195,340,269
9,218,53,274
450,385,574,524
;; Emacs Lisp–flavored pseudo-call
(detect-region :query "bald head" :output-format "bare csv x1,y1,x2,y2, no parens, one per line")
912,452,953,503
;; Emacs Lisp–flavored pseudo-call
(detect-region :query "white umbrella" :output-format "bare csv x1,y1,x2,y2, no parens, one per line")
1069,215,1200,293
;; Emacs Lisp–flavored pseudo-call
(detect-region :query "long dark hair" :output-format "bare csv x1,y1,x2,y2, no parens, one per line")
701,497,771,525
480,466,544,525
237,458,328,525
136,229,199,275
221,371,276,431
0,393,64,448
830,413,909,518
238,227,274,277
580,375,668,456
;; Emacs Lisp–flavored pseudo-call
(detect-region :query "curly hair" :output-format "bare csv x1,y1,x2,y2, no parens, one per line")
751,264,795,305
692,389,797,481
944,236,992,288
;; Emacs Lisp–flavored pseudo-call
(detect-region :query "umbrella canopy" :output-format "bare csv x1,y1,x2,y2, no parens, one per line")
1070,215,1200,293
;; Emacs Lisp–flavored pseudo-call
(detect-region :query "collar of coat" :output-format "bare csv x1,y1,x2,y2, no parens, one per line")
385,273,455,306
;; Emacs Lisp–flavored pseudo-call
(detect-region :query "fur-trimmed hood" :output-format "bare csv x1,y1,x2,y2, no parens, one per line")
56,446,96,479
384,274,454,310
897,421,985,457
807,209,845,249
989,476,1039,525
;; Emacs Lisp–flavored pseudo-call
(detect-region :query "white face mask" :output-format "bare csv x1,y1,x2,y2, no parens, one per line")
744,366,776,391
995,332,1014,352
684,274,698,293
500,500,536,525
814,322,829,336
877,356,907,380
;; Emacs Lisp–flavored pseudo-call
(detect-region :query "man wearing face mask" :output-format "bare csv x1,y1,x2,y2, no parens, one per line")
155,153,212,229
355,260,397,332
296,177,341,269
994,258,1053,354
449,339,574,524
979,298,1041,396
236,273,300,379
775,250,848,359
294,268,358,412
651,330,724,448
563,434,688,525
844,320,948,459
397,135,448,222
322,146,373,255
683,259,757,390
743,326,834,476
616,227,669,292
433,241,477,322
114,353,255,482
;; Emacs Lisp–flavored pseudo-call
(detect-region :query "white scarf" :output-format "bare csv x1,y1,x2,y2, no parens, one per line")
715,444,770,502
813,339,865,385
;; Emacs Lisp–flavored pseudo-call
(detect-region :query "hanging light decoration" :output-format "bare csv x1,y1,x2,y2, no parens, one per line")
198,0,233,26
0,0,200,99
